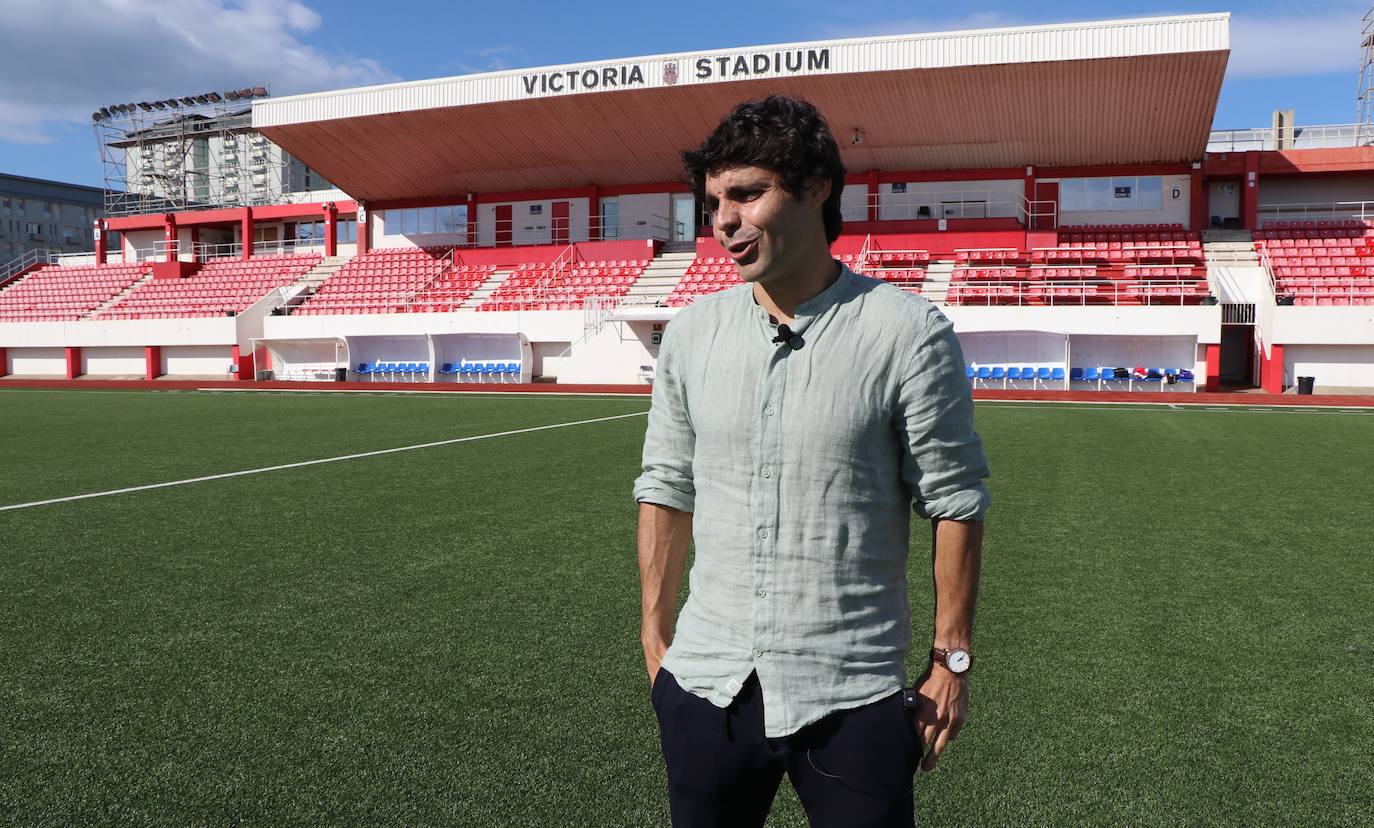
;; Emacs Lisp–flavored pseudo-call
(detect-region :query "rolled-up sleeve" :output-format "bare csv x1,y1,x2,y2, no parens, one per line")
895,307,991,521
632,317,696,512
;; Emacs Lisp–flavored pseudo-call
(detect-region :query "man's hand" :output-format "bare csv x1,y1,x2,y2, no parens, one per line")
911,666,969,772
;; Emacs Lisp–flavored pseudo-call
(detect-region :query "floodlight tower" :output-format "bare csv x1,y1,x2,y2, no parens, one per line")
1359,4,1374,144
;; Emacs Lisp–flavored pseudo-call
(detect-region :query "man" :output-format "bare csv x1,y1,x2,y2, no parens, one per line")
634,96,990,828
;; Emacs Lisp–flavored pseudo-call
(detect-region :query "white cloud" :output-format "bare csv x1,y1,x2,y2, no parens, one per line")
440,45,530,75
1228,11,1362,78
0,0,397,144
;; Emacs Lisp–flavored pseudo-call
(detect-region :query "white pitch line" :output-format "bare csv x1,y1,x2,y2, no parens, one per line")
0,410,648,513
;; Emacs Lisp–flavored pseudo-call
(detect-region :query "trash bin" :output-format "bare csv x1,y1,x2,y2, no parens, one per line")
335,367,347,382
1297,376,1315,395
255,370,273,381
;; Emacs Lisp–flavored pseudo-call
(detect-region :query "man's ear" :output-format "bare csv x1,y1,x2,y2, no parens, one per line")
807,178,832,208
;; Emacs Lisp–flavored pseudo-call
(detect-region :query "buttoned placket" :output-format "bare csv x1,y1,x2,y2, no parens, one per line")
750,304,789,712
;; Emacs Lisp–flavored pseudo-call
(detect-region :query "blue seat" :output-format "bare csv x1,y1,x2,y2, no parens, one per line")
505,362,520,376
439,362,455,375
1036,367,1052,385
1021,367,1035,383
1051,367,1066,382
1082,367,1099,382
1070,367,1084,381
1006,367,1021,381
357,362,372,375
990,367,1006,382
484,361,498,377
416,362,429,377
1142,367,1163,383
975,366,991,383
966,366,976,379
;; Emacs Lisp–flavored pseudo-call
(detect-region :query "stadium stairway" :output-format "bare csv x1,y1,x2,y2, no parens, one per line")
460,268,513,309
89,272,155,317
281,254,351,313
299,255,352,289
917,260,955,303
622,251,696,306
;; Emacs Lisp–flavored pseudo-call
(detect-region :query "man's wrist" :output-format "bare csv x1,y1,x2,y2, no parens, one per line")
930,645,973,677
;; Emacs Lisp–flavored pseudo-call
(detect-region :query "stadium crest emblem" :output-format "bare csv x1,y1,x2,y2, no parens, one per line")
663,62,679,85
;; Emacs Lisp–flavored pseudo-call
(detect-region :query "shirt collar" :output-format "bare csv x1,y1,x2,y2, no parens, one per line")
750,262,854,325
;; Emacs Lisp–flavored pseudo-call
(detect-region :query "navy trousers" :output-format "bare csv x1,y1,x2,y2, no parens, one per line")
651,667,921,827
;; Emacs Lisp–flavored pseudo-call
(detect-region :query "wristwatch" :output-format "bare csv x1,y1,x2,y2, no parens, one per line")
931,647,972,676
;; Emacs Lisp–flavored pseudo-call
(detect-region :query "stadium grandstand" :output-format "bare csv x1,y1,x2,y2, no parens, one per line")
2,11,1373,393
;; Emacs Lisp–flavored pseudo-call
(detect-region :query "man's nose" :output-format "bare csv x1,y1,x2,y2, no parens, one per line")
713,202,740,236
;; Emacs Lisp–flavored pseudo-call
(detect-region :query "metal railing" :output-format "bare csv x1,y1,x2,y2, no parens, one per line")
1207,123,1374,152
390,212,678,248
1256,201,1374,224
1256,245,1279,296
402,248,458,306
835,190,1057,228
147,238,325,262
1273,284,1374,305
946,279,1211,306
0,248,61,285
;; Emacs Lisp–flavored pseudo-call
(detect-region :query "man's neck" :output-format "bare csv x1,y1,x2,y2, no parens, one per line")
752,251,840,325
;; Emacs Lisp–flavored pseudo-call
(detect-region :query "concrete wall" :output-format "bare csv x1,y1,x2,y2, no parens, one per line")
475,198,591,246
1283,344,1374,390
1259,174,1374,208
82,346,145,376
1054,174,1191,227
163,344,233,376
0,317,239,348
7,347,64,376
617,193,670,240
878,180,1022,220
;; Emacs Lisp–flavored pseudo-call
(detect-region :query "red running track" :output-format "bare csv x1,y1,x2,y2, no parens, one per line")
2,378,1373,407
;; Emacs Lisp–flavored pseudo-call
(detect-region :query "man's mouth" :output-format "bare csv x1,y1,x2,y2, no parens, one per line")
727,237,759,262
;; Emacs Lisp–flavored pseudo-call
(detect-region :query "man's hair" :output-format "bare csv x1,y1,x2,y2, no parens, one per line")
682,95,847,244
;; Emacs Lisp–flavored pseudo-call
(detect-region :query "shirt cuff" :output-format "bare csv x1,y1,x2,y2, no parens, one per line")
633,478,695,513
914,484,990,522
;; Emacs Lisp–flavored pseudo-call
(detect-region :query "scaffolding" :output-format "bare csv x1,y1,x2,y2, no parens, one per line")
1359,4,1374,144
93,87,295,217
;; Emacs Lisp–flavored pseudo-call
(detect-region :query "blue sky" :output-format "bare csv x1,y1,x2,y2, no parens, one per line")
0,0,1365,188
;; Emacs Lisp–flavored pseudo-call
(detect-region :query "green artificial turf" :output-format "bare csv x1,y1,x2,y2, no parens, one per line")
0,389,1371,826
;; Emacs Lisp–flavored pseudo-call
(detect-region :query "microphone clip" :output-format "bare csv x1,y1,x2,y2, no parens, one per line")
772,323,805,350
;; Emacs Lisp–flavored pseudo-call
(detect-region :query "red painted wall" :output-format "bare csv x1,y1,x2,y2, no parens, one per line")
1261,343,1286,393
0,347,7,378
231,344,254,382
65,347,81,380
1204,343,1221,392
144,345,161,381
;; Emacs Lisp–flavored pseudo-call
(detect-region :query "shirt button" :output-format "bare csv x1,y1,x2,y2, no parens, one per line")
764,404,775,416
758,528,769,538
756,588,767,598
752,648,763,658
762,465,772,478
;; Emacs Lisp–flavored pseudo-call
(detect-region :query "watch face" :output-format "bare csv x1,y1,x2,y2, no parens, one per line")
947,649,971,673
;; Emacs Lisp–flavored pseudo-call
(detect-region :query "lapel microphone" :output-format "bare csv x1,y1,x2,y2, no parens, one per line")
772,324,805,350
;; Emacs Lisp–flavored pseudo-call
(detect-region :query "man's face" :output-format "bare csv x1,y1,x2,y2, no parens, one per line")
703,166,829,285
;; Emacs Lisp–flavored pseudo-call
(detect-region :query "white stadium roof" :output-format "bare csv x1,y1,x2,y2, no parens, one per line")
254,13,1229,203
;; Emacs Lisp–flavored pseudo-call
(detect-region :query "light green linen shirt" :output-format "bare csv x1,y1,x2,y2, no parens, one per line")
633,265,990,737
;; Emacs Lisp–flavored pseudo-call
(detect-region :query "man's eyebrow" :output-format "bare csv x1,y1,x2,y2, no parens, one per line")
706,181,770,202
